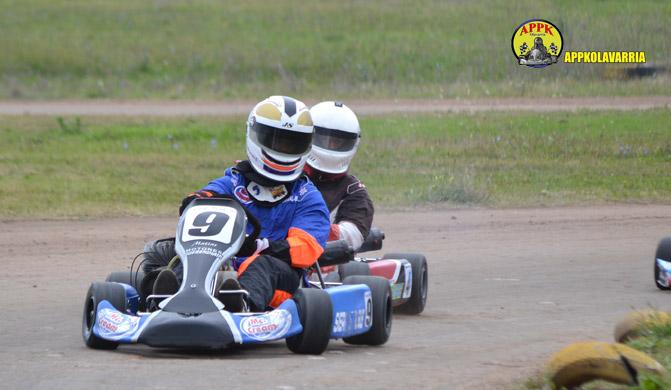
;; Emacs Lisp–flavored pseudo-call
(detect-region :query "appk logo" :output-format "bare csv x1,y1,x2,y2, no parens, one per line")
511,19,563,68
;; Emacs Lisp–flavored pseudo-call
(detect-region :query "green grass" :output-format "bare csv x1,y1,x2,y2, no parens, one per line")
1,0,670,99
1,110,670,218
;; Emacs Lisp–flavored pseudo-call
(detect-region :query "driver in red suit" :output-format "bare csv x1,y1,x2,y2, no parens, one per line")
303,101,374,252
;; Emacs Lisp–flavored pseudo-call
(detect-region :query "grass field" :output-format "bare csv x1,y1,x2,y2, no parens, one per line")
1,0,670,100
1,109,670,218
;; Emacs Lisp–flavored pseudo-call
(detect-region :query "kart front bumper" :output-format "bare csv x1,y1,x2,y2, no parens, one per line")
92,284,373,348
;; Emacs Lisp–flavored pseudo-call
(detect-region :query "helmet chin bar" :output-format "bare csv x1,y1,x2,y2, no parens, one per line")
307,144,356,174
246,141,306,183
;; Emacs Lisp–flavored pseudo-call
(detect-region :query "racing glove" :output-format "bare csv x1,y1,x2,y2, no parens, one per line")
178,190,221,215
236,237,269,258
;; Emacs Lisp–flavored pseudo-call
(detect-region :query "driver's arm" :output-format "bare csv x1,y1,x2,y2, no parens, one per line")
259,186,330,268
331,180,374,251
178,169,235,215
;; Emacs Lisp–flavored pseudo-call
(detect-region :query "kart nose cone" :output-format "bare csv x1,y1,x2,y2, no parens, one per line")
138,310,238,349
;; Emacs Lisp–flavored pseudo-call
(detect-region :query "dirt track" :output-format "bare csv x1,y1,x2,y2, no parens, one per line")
0,96,669,116
1,205,670,389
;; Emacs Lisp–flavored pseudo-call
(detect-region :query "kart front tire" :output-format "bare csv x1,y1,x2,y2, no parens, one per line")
342,275,392,346
338,261,370,281
286,288,333,355
105,270,145,290
82,282,127,350
383,253,428,315
106,270,145,310
654,237,671,290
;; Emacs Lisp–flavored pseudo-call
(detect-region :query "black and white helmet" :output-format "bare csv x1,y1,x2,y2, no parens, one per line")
246,96,314,183
307,101,361,174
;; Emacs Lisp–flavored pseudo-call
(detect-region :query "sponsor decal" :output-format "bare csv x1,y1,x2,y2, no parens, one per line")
512,19,563,68
390,283,404,300
97,307,140,336
402,261,413,299
332,306,370,334
298,184,308,198
657,259,671,287
234,186,252,204
240,309,292,341
269,185,287,199
246,182,288,203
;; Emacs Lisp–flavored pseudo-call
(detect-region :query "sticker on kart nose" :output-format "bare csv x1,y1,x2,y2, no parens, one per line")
240,309,292,341
97,307,140,337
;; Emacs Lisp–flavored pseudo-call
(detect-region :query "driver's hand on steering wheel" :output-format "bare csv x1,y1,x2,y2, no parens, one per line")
236,236,269,257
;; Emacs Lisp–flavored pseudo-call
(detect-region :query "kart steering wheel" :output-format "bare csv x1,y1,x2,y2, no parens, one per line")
240,201,261,242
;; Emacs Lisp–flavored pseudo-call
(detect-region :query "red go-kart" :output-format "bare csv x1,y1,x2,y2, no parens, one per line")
318,228,428,315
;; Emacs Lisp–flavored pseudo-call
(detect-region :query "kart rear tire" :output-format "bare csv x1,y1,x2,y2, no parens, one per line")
654,237,671,290
342,275,392,346
82,282,127,350
383,253,428,315
338,261,370,281
286,288,333,355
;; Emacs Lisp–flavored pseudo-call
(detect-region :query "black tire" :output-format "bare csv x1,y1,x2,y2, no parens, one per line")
338,261,370,281
106,270,145,310
82,282,128,350
105,270,145,290
286,288,333,354
342,275,392,346
654,237,671,290
384,253,428,315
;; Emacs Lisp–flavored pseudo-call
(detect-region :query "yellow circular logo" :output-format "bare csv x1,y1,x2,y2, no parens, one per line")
511,19,563,68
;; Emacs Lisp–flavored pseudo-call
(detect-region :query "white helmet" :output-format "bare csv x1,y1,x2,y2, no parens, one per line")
307,101,361,174
246,96,314,183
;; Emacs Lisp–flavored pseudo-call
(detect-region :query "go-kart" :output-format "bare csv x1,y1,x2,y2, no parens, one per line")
654,236,671,290
320,228,428,315
82,197,392,353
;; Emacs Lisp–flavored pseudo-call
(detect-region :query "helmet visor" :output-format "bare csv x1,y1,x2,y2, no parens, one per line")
251,120,313,155
313,126,359,152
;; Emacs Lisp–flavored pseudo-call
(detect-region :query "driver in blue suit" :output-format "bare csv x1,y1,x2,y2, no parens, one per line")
148,96,329,312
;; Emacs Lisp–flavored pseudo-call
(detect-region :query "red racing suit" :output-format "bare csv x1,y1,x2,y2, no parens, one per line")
304,165,374,251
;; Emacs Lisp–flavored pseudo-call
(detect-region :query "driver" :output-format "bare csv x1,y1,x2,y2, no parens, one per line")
304,101,374,252
146,96,330,312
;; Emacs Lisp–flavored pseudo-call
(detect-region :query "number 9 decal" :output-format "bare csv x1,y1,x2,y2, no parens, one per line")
181,205,238,244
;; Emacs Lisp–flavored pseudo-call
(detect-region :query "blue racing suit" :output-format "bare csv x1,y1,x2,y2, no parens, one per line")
202,166,330,256
184,162,330,310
